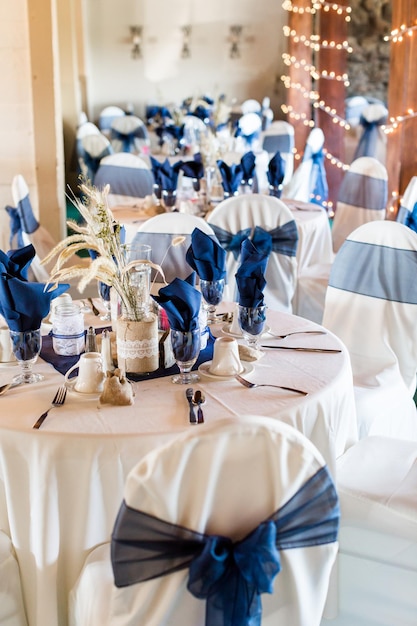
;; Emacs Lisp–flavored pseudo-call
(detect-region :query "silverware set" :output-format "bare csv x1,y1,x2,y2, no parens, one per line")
186,388,205,424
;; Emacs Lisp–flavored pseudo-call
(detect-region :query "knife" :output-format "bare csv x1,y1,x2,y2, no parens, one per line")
260,345,342,353
186,388,197,424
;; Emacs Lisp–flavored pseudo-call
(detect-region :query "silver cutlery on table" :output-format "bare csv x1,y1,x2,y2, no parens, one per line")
265,330,327,340
260,345,342,353
193,390,205,424
33,385,67,429
88,298,100,317
186,388,197,425
235,374,308,395
0,381,22,396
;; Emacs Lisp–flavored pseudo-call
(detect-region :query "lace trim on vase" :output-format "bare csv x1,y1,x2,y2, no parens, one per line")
117,337,158,359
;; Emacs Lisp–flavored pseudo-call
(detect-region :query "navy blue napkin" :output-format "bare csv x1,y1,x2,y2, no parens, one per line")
152,277,202,332
186,228,226,281
267,151,286,189
179,154,205,190
216,160,244,195
0,244,70,332
240,151,256,183
150,158,183,192
235,239,268,307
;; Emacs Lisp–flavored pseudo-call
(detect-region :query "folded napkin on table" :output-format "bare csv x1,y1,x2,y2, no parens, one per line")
216,160,244,195
235,238,269,307
240,151,257,183
179,154,205,190
0,244,69,331
152,276,201,332
155,124,185,149
185,228,226,281
150,157,183,192
267,151,286,191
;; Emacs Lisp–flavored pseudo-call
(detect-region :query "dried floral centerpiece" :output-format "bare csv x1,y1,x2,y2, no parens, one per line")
42,182,165,375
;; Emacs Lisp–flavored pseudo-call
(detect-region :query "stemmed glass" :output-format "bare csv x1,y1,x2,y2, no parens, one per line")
97,281,111,322
200,278,225,324
9,328,44,384
171,328,201,384
238,305,267,350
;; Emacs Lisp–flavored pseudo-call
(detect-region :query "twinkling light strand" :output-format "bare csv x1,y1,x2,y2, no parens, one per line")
282,53,350,85
382,109,417,134
283,26,353,52
281,78,351,129
384,22,417,42
282,0,351,21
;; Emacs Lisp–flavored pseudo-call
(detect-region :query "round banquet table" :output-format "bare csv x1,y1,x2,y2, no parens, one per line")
0,304,357,626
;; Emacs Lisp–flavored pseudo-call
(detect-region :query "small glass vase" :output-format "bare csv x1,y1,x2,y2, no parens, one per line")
200,278,225,324
10,328,43,384
238,305,267,350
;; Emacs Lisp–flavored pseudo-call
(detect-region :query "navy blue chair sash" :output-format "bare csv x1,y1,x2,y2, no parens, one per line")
210,226,252,260
338,171,387,211
252,222,298,257
111,465,339,626
5,206,24,248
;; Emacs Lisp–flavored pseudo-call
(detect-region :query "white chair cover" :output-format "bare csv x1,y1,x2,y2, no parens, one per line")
98,106,126,137
330,436,417,625
0,531,28,626
132,212,216,284
241,99,261,114
110,115,149,154
69,416,338,626
322,221,417,440
79,134,113,183
396,175,417,228
331,156,388,253
344,96,369,128
261,121,295,186
283,128,327,206
76,122,101,141
207,194,298,312
93,153,154,207
353,102,388,165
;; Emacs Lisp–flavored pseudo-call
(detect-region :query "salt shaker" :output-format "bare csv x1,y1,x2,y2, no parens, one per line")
85,326,97,353
101,329,114,374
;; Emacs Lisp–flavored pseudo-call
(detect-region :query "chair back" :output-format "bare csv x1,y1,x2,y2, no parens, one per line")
98,105,125,137
207,194,298,312
283,128,328,207
132,212,216,284
93,153,154,207
331,156,388,253
78,133,113,182
108,416,339,626
261,121,295,186
323,220,417,439
110,115,149,154
353,102,388,164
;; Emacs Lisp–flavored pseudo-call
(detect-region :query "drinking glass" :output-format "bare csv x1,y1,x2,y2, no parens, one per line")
98,281,111,321
200,278,225,324
171,328,200,384
238,305,267,349
10,328,43,384
122,243,152,316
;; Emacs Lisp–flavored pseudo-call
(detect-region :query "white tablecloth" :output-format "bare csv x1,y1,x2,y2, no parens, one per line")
0,307,357,626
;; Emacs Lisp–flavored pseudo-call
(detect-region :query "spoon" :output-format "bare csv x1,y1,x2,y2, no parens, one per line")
193,390,205,424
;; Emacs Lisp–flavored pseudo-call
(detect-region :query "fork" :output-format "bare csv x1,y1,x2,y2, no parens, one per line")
266,330,327,340
33,385,67,429
235,374,308,396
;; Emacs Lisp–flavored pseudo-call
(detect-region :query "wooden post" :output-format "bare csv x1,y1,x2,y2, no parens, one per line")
317,1,348,210
386,0,417,213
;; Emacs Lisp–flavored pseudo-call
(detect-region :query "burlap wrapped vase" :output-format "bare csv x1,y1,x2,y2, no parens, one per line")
116,313,159,374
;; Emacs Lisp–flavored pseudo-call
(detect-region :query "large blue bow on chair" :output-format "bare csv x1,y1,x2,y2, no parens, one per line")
209,226,252,260
252,222,299,258
111,465,339,626
404,201,417,233
5,206,24,248
309,148,329,207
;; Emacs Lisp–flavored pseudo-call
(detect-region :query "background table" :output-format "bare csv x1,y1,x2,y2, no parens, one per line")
0,306,357,626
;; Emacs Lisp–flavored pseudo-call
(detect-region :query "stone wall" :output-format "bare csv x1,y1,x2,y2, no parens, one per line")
347,0,392,103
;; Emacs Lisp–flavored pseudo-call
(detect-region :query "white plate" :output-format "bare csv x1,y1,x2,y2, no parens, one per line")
198,360,254,381
222,323,271,339
65,376,102,399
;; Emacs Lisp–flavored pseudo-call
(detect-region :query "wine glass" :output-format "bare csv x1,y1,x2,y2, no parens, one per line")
238,305,267,350
170,328,201,384
200,278,225,324
9,328,43,384
97,281,111,321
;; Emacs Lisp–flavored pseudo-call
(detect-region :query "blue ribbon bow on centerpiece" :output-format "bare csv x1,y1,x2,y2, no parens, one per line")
216,160,244,196
235,238,269,308
0,244,69,331
111,464,339,626
186,228,226,282
152,276,201,332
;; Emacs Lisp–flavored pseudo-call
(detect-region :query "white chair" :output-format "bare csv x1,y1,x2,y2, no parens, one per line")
78,133,113,183
322,221,417,441
331,156,388,253
69,416,339,626
0,530,28,626
93,153,154,208
322,436,417,626
98,106,126,138
131,212,216,284
283,128,328,207
110,115,149,154
396,175,417,229
353,102,388,165
207,194,299,312
261,121,295,187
